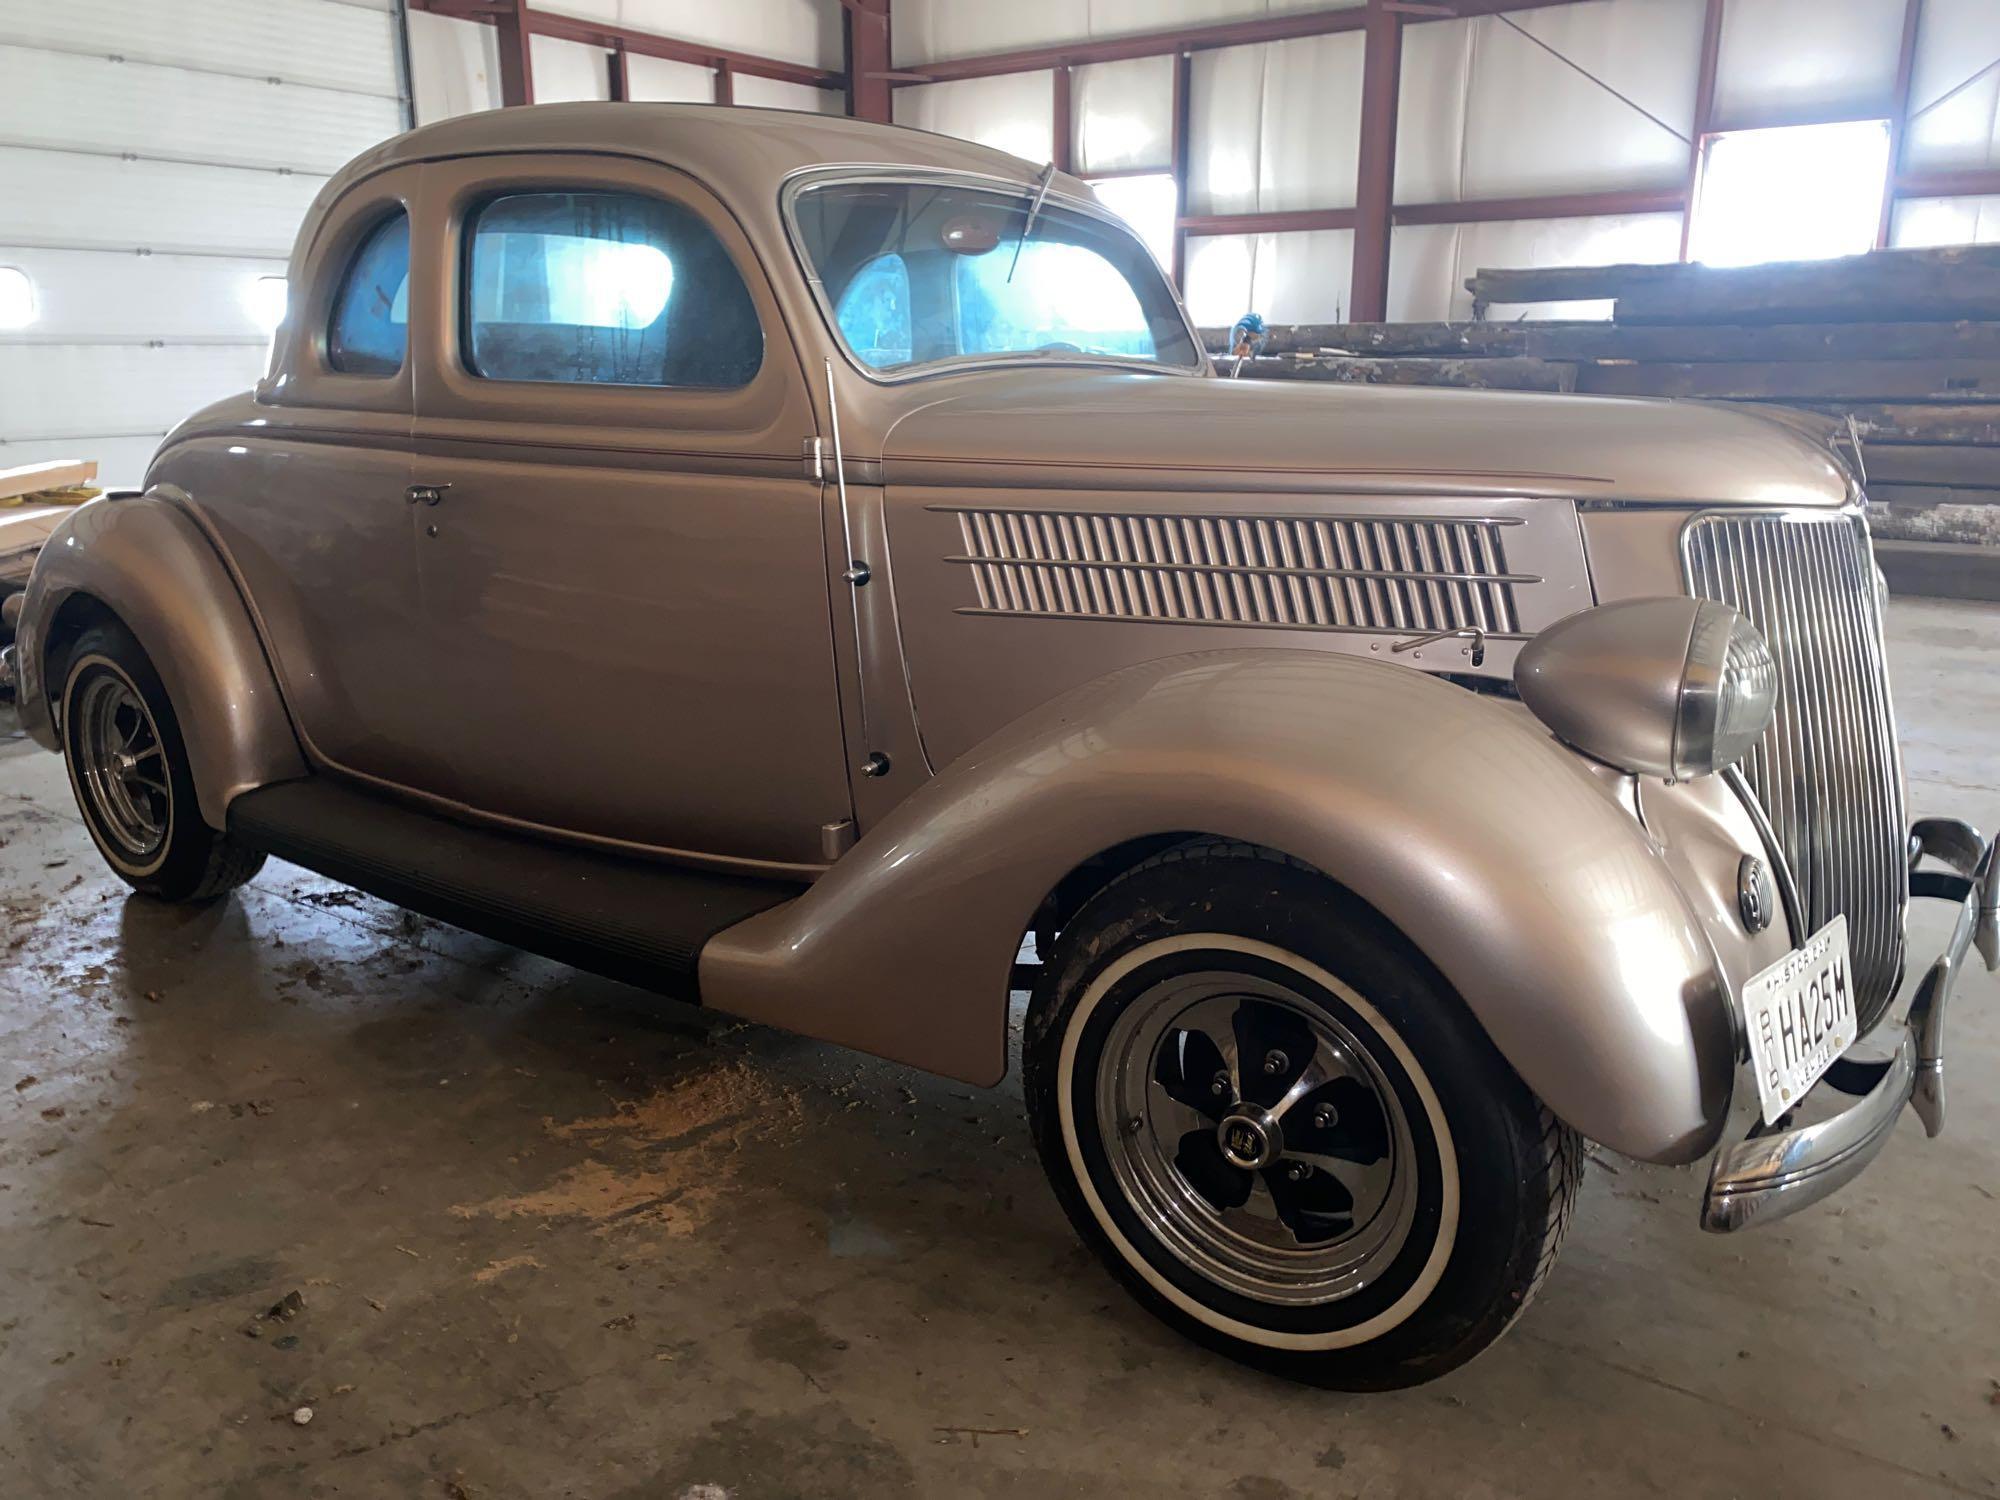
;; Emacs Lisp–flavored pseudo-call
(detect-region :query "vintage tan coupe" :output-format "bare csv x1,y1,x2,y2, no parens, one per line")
8,105,1996,1390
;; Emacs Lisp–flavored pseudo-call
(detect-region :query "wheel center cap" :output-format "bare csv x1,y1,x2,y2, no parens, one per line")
1217,1107,1283,1170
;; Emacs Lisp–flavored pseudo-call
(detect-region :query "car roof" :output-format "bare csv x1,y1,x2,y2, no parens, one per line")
323,101,1067,201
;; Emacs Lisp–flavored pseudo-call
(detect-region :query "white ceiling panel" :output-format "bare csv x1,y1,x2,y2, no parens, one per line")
1258,32,1364,212
0,148,324,258
0,46,402,174
0,344,266,444
894,73,1056,165
1712,0,1907,131
1892,195,2000,248
1189,44,1268,216
1183,228,1354,326
0,0,401,98
612,0,842,71
895,0,1088,67
409,10,502,123
0,248,285,342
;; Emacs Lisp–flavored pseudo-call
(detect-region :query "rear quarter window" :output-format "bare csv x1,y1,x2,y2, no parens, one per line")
327,211,411,377
463,191,763,388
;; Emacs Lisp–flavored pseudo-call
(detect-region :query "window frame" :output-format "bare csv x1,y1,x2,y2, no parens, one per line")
780,166,1210,387
457,187,764,392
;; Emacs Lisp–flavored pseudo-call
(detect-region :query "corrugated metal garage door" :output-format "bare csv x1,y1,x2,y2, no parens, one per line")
0,0,409,485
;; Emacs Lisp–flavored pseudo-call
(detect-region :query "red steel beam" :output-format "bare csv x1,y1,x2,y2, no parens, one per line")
405,0,844,90
1052,64,1074,174
1678,0,1724,259
1879,0,1925,247
1350,0,1402,322
1895,166,2000,199
1181,187,1691,239
714,57,735,106
1181,208,1361,236
606,43,629,102
846,0,894,122
492,0,533,106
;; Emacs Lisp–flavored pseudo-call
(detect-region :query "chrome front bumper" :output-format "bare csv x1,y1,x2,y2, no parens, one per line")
1701,817,1999,1233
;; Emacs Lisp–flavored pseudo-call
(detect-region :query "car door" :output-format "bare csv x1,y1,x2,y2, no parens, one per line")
191,169,455,793
404,152,849,870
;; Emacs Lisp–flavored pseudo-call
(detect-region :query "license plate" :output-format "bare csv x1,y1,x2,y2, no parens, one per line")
1741,914,1857,1125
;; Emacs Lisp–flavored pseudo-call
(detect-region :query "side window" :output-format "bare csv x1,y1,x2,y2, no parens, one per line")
327,211,411,376
834,253,912,370
463,191,763,388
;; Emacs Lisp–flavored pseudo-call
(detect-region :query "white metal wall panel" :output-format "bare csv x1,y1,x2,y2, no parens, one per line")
1893,195,2000,247
0,46,402,175
1394,18,1473,204
1904,0,2000,174
1258,33,1364,212
1388,211,1683,322
1190,35,1362,215
1460,0,1701,199
410,10,502,122
733,74,842,113
894,73,1056,165
0,0,405,486
0,149,324,257
1074,56,1175,175
1184,228,1355,326
543,0,842,70
0,0,401,98
0,249,284,343
895,0,1361,67
0,344,265,448
531,34,612,103
1711,0,1907,132
626,53,716,103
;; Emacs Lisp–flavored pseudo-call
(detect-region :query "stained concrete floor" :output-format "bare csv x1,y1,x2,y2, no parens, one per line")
1,597,1996,1500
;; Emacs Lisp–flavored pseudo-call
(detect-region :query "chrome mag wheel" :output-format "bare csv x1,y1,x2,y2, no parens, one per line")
1096,970,1419,1307
70,665,172,865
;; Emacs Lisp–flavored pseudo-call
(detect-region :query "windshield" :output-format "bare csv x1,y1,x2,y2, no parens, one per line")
789,177,1202,377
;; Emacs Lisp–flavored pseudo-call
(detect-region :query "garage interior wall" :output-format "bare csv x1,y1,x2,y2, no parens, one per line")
0,0,408,486
11,1,2000,489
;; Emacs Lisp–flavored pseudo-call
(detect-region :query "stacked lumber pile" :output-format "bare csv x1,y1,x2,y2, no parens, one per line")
1204,244,2000,599
1,460,100,598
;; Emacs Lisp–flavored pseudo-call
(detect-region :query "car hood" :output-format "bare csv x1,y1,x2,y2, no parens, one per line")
877,368,1852,506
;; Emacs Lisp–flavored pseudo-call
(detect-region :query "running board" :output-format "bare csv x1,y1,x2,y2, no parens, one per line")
227,779,806,1002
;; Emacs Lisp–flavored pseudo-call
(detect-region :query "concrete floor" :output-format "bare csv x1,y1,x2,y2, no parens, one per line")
1,598,1996,1500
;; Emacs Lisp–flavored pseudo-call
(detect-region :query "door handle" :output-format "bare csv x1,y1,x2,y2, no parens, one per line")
406,483,451,506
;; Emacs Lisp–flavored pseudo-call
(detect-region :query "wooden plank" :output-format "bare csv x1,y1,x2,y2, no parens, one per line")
1614,250,2000,327
0,459,97,503
1847,445,2000,489
1575,359,2000,401
1802,404,2000,445
1471,244,2000,313
1873,538,2000,601
1202,320,2000,364
1228,356,1576,392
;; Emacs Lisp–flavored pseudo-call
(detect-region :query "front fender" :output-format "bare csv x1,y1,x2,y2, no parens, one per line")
15,493,305,828
703,650,1735,1164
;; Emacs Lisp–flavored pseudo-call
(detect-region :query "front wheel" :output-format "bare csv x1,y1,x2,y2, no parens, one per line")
59,619,266,902
1023,842,1581,1390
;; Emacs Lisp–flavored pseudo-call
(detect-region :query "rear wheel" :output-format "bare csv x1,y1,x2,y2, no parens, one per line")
1024,841,1581,1390
59,620,265,902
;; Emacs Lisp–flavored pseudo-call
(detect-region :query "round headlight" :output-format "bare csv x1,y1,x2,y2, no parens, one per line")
1516,598,1777,780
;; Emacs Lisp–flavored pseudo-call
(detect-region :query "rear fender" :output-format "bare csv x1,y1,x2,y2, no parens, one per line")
15,493,305,827
702,650,1735,1164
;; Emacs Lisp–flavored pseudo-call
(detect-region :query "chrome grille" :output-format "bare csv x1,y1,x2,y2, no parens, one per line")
1683,511,1907,1025
944,507,1529,636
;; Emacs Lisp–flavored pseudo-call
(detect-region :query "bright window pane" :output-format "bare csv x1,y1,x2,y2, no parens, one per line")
834,254,913,370
1689,121,1891,269
465,191,761,388
1089,173,1179,271
327,212,409,376
955,241,1155,360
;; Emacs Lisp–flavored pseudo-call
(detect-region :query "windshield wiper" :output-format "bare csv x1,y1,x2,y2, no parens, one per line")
1006,161,1057,283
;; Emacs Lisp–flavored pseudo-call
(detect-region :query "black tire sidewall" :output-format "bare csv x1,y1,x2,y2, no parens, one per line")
59,621,215,899
1025,850,1560,1390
